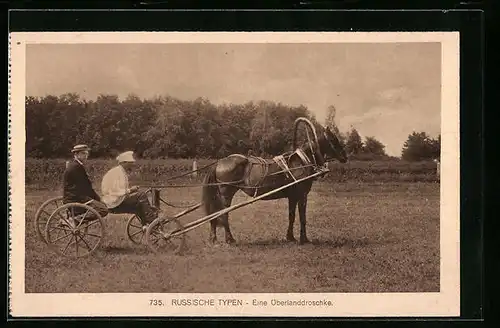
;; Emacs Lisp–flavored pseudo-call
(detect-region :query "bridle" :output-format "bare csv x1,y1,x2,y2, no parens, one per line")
322,131,345,163
294,131,344,170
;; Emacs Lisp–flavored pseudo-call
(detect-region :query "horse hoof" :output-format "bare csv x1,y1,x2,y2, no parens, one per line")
286,236,296,242
226,238,236,245
299,238,311,245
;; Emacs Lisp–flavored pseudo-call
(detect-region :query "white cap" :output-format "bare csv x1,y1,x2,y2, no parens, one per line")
116,151,135,163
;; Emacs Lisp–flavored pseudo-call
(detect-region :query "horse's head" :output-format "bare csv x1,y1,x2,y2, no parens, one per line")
321,127,348,163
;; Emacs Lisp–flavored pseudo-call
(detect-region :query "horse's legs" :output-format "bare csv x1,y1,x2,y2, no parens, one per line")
286,197,298,242
209,220,218,244
219,188,237,244
203,156,247,246
298,195,310,244
206,187,223,245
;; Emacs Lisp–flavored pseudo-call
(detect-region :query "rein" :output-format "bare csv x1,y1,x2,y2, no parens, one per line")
162,160,219,182
139,162,320,189
139,118,343,196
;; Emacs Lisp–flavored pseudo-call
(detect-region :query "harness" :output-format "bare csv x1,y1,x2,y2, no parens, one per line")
247,147,322,197
273,155,296,181
295,148,312,167
248,156,269,197
272,148,313,182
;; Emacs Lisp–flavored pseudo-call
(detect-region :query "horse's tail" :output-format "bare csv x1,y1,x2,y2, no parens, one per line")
201,165,223,216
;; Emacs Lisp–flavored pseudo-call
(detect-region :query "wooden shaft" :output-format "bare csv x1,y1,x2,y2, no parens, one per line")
171,169,329,237
171,202,202,219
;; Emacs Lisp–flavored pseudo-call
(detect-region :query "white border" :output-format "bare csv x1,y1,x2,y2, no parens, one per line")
8,32,460,317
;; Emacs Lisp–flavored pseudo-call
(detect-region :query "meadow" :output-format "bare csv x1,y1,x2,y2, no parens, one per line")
24,158,440,293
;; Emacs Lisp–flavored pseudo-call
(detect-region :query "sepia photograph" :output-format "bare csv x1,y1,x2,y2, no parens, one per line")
9,32,460,317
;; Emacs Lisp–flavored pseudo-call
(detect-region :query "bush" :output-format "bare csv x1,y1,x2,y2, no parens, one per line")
25,158,439,190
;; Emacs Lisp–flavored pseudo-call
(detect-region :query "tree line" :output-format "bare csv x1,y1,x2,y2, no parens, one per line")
25,93,440,161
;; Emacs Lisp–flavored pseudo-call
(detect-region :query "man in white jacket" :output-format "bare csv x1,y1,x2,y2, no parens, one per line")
101,151,157,226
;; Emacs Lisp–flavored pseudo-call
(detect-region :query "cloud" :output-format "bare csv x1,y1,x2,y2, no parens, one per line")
26,43,441,157
338,104,440,157
377,86,411,104
115,65,140,90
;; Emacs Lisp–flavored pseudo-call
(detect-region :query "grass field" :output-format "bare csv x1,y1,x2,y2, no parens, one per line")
24,180,440,293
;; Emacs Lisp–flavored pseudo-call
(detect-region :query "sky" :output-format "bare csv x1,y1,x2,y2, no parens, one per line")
26,42,441,157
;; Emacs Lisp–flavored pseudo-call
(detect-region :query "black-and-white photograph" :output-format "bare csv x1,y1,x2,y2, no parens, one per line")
9,32,460,317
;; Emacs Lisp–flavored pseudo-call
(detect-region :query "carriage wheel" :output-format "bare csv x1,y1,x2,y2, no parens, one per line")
126,214,145,245
145,216,186,255
44,203,105,258
34,196,64,244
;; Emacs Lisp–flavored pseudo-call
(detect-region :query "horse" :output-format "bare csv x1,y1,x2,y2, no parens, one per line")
201,118,348,245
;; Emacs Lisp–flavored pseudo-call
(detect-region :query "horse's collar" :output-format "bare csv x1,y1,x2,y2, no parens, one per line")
295,148,311,165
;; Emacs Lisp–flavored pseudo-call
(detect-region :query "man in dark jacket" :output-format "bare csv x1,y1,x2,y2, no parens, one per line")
63,144,108,218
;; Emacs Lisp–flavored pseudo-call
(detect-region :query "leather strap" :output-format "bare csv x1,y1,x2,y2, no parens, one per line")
295,148,311,166
273,155,297,181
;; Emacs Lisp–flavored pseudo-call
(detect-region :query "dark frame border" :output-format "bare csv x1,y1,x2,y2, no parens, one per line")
6,6,484,325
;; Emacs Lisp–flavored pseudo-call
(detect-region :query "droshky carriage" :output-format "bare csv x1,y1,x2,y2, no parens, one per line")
33,117,344,258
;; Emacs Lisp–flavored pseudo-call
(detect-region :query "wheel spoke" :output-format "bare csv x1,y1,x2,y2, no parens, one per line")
84,220,101,229
42,201,103,257
75,235,79,256
77,235,92,251
55,212,72,227
51,231,73,243
61,236,75,254
126,216,145,245
151,231,162,242
53,227,64,241
41,209,52,217
130,230,143,238
77,209,91,229
75,223,92,233
47,225,72,233
83,231,101,238
146,218,185,254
